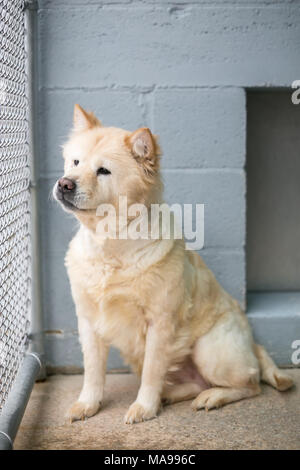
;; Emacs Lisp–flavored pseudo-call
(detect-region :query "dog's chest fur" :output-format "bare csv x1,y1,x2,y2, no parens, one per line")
65,230,150,374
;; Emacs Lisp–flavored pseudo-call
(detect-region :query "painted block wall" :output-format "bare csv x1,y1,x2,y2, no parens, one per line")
36,0,300,370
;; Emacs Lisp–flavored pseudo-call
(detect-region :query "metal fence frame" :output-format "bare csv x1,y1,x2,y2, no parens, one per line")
0,0,44,450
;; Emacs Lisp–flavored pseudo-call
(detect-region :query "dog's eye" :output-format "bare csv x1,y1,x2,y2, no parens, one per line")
74,160,79,166
97,167,111,176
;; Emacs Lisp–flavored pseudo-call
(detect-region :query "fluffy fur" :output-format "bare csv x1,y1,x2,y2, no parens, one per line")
53,104,294,424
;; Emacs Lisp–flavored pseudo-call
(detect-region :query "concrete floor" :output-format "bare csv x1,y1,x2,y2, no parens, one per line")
15,371,300,450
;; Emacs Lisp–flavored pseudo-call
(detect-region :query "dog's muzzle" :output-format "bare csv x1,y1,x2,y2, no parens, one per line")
55,177,77,210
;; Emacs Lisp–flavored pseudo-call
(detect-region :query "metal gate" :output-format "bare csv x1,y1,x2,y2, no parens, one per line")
0,0,43,450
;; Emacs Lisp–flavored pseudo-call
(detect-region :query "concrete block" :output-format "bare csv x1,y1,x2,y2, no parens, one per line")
163,169,246,249
38,6,300,88
45,333,125,371
201,248,245,305
154,88,245,168
248,292,300,366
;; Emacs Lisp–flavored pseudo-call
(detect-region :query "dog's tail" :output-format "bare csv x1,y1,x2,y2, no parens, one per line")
254,344,294,391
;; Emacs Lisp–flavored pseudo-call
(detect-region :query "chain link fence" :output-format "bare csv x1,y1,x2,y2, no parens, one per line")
0,0,32,412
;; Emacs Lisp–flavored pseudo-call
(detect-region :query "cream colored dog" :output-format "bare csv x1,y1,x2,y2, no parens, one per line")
53,104,293,424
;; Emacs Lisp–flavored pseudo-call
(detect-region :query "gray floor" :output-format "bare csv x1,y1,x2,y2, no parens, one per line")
15,371,300,450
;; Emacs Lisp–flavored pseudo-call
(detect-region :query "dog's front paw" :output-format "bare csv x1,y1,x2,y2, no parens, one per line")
124,401,158,424
66,400,101,423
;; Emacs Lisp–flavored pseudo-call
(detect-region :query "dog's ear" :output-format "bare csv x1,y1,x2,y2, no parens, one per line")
125,128,160,174
73,104,101,132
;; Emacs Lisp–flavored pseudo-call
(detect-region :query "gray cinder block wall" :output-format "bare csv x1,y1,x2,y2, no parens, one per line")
37,0,300,371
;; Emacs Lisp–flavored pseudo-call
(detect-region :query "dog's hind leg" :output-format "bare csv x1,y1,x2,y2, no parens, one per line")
192,312,262,411
191,384,260,411
254,344,294,391
162,382,203,405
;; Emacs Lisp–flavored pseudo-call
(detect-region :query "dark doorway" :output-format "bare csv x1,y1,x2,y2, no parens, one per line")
247,91,300,291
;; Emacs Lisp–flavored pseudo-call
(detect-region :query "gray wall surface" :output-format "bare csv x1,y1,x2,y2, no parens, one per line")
36,0,300,370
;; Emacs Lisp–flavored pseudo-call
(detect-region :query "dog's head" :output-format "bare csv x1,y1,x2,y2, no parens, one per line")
53,104,162,226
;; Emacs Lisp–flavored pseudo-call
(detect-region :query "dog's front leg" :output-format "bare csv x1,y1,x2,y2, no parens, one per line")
66,316,108,422
124,320,172,424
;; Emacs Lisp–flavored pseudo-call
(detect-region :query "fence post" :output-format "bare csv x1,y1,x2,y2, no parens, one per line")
0,353,41,449
25,0,46,380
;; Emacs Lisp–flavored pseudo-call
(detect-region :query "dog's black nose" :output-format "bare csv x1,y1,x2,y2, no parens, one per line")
58,177,76,193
